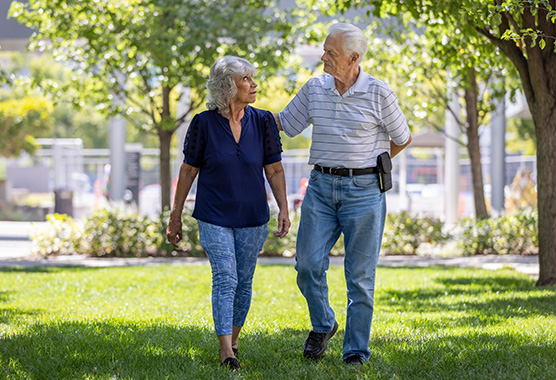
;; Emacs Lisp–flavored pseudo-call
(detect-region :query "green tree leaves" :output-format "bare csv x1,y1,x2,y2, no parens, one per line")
0,96,53,157
10,0,305,208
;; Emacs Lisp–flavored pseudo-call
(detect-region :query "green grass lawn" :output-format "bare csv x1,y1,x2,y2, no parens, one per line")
1,263,555,379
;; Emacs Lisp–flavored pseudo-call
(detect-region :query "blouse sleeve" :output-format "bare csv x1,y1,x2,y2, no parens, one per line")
182,114,205,167
262,111,283,165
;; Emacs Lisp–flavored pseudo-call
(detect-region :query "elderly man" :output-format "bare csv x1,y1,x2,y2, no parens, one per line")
274,23,412,365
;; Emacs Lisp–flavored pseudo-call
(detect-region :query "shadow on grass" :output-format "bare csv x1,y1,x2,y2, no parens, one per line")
1,320,555,380
0,266,66,274
0,290,12,303
368,330,556,380
0,322,334,379
1,265,555,379
0,321,220,379
378,266,556,316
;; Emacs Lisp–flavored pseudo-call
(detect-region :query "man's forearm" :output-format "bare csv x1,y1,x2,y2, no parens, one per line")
390,134,412,158
273,113,284,132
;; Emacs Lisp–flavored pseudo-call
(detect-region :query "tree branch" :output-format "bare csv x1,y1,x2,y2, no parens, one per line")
522,4,551,98
494,0,523,36
173,94,204,130
475,26,535,108
427,80,466,127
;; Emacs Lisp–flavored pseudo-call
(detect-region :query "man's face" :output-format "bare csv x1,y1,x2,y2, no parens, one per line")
321,34,353,78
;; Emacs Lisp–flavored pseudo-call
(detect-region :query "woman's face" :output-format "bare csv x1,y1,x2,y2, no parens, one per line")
233,74,258,104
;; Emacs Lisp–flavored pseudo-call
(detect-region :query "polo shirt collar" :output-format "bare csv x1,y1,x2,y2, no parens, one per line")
323,66,369,96
352,67,369,94
323,74,336,91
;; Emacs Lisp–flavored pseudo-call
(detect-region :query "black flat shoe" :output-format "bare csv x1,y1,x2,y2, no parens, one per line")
221,357,240,371
232,347,238,356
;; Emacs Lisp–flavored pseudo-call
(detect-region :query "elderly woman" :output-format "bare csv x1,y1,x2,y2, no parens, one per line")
167,56,290,371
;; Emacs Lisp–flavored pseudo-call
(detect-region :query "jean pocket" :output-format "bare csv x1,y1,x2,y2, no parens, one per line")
352,173,379,188
309,169,321,183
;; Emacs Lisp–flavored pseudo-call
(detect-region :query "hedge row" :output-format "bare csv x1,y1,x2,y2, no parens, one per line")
30,207,538,257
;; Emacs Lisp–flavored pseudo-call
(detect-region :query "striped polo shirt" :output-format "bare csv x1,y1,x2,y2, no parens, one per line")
279,68,410,168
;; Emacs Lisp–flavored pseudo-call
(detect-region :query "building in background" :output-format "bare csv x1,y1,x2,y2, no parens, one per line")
0,0,32,52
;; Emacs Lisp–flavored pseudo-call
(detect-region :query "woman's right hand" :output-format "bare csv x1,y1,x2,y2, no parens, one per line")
166,217,183,248
166,163,199,248
274,208,291,238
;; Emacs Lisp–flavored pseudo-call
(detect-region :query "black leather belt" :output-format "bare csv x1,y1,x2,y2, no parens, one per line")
314,164,378,177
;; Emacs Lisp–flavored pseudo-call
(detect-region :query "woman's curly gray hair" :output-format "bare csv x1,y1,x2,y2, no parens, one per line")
206,56,257,116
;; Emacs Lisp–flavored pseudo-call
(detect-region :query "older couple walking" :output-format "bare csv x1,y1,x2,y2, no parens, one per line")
166,22,412,371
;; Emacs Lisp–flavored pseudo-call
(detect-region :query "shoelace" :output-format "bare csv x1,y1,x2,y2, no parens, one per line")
305,331,326,346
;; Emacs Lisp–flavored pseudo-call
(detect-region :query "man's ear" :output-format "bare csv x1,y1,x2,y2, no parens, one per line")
351,54,359,63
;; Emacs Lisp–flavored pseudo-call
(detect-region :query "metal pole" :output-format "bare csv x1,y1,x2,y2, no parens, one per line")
109,115,126,201
445,83,460,224
173,85,191,177
398,150,408,210
490,96,506,214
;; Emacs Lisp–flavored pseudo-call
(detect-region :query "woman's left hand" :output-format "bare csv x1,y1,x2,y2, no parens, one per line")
274,209,291,238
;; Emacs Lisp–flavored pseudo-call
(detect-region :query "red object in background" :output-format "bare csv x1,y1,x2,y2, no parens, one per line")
299,177,308,195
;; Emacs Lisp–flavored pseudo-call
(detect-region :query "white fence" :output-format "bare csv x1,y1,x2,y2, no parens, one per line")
3,143,537,220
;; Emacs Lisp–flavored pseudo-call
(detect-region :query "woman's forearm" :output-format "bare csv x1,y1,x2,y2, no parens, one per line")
264,161,288,212
170,162,199,219
264,161,290,237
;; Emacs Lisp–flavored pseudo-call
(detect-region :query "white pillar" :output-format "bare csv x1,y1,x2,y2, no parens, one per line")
109,114,126,201
445,85,460,224
490,96,506,214
398,150,408,210
173,85,192,177
53,139,66,190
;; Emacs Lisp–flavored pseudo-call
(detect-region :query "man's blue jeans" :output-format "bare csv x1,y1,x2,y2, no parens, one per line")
295,169,386,360
198,220,269,336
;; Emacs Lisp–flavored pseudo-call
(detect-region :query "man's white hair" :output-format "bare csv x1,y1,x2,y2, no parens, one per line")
328,23,368,64
206,56,257,116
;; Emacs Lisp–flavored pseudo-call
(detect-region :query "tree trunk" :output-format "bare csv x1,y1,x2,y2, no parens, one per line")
532,97,556,286
476,7,556,285
522,6,556,286
463,69,489,219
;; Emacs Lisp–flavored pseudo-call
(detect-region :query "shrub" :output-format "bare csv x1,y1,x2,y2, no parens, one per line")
262,210,345,256
30,213,85,255
156,209,205,257
456,208,537,255
31,206,538,259
0,202,48,221
83,206,159,257
382,211,450,255
262,210,299,256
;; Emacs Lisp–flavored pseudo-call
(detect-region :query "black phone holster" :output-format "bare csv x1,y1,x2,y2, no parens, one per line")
377,152,393,193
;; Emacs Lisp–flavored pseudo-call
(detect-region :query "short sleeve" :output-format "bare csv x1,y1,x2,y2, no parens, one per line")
182,114,205,167
381,86,411,146
262,111,283,165
278,81,311,138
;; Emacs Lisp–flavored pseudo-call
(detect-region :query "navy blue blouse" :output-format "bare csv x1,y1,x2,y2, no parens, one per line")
183,106,283,228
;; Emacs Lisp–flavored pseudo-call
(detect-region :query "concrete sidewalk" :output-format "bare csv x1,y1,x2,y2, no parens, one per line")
0,221,539,279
